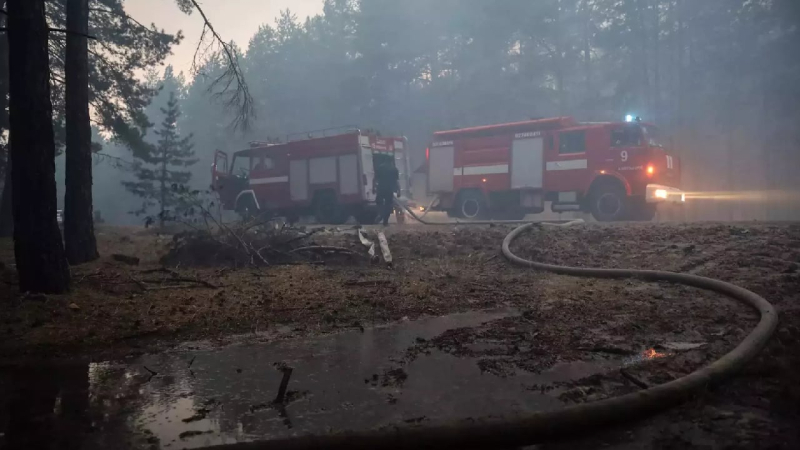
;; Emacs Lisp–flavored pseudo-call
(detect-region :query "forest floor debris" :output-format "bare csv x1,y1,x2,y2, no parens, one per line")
0,222,799,449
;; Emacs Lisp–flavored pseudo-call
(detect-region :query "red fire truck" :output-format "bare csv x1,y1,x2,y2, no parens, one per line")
211,128,407,224
425,116,684,221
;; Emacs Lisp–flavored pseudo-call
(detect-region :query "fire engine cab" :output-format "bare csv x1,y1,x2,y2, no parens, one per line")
425,116,685,221
211,128,407,224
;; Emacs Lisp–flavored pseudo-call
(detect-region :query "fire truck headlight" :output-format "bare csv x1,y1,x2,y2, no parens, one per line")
655,189,668,199
625,114,634,123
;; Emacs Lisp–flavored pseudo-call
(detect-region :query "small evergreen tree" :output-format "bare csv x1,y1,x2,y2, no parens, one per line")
123,92,197,227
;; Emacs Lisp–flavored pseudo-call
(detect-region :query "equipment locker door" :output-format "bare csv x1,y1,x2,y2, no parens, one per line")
511,138,544,189
289,159,308,201
428,145,454,193
338,154,359,196
359,146,377,201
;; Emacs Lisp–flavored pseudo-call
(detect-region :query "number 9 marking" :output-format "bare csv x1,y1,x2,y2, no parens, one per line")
620,150,628,162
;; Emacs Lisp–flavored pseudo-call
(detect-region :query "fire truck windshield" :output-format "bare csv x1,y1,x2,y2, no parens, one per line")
642,125,665,148
231,155,250,178
611,124,642,147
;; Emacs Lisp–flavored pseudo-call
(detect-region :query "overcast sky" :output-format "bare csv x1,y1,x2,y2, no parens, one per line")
125,0,324,77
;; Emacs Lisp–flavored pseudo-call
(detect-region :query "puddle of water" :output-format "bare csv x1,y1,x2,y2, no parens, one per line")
0,308,624,449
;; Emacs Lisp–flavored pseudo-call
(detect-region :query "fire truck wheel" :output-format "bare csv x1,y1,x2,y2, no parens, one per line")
313,191,348,225
285,213,301,225
589,183,627,222
455,190,488,220
628,202,657,221
355,210,379,225
235,195,259,221
491,211,527,221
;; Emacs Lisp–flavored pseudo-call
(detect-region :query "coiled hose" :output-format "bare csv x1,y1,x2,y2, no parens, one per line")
206,204,778,450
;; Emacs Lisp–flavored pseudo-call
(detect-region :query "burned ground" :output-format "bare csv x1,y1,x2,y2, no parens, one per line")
0,222,798,449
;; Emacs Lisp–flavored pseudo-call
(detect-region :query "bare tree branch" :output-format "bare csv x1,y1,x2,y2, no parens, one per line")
87,7,167,37
182,0,254,131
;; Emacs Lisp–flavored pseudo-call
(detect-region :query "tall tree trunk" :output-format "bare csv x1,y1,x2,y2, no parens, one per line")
675,0,684,127
0,7,12,238
652,0,662,122
0,156,11,237
160,149,166,228
7,0,71,293
581,0,592,109
64,0,98,264
553,0,566,115
635,0,652,115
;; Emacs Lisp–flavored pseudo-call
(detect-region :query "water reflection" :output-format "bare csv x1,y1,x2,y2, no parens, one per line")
0,363,89,450
0,309,628,449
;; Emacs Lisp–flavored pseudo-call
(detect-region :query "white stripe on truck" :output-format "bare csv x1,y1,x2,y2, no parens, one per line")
454,164,509,176
250,176,289,185
545,159,588,171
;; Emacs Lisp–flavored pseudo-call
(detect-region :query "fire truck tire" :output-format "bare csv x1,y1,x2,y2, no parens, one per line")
588,183,628,222
355,210,380,225
455,190,489,220
285,213,301,225
235,195,259,221
628,202,657,221
313,191,348,225
491,211,527,221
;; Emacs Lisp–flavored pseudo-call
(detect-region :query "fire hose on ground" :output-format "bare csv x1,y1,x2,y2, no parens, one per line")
206,200,779,450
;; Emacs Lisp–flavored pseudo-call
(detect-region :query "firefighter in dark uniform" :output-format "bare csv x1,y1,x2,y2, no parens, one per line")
375,162,399,226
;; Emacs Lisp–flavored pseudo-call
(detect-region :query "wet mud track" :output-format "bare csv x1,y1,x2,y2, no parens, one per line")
0,222,798,449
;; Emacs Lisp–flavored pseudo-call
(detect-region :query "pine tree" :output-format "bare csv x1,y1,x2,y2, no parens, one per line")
64,0,99,264
123,92,197,227
7,0,71,293
0,0,181,236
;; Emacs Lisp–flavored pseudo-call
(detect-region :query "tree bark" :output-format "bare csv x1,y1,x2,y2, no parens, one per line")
0,7,11,238
635,0,652,115
160,146,166,228
581,0,593,109
0,155,11,237
64,0,99,264
652,0,661,122
553,0,566,115
7,0,71,293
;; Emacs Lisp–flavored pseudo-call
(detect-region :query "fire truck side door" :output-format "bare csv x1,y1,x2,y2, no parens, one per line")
511,137,544,189
338,154,359,196
289,159,309,201
546,130,589,192
359,143,377,201
212,150,228,190
428,145,454,193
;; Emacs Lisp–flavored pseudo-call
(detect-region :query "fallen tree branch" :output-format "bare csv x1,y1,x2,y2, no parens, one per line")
155,276,218,289
289,246,361,256
143,366,158,382
577,346,635,356
273,364,294,404
620,369,649,390
127,273,148,290
344,280,392,287
140,267,180,277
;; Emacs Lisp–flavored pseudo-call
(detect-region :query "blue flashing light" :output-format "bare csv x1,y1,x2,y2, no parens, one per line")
625,114,634,123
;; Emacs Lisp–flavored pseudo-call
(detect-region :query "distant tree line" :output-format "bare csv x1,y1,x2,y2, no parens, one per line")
177,0,799,220
1,0,798,293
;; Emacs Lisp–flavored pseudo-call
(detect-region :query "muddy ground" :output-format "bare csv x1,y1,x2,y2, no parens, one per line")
1,222,799,449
